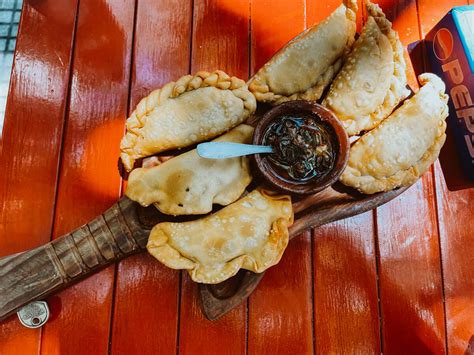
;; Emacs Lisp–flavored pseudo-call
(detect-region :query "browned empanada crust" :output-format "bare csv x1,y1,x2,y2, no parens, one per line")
147,189,293,283
247,0,357,104
120,70,256,171
323,0,409,136
125,125,254,216
340,74,448,194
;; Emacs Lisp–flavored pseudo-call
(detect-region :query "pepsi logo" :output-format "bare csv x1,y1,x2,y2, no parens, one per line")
433,28,453,61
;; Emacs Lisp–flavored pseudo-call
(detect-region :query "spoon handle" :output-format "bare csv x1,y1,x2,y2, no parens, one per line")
197,142,273,159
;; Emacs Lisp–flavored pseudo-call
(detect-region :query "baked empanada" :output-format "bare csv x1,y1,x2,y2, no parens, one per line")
340,73,448,194
323,0,409,136
125,125,254,216
147,189,293,284
120,70,257,171
247,0,357,104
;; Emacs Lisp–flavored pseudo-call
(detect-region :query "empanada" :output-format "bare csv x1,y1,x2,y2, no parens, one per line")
340,73,448,194
247,0,357,104
126,125,254,216
120,70,257,171
323,0,409,136
147,189,293,284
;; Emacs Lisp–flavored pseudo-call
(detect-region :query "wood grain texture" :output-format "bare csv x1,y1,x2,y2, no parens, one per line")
1,1,473,353
178,1,249,353
369,1,446,353
39,0,135,354
306,0,364,31
199,185,411,322
0,198,148,322
0,0,78,353
191,0,249,76
251,0,305,75
248,232,313,355
417,1,474,353
306,0,381,353
313,213,381,354
180,273,247,355
376,182,446,354
247,1,314,354
417,0,467,37
109,0,192,353
435,162,474,354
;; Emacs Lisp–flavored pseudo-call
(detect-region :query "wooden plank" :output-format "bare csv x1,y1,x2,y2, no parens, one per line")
435,164,474,354
306,1,381,353
417,0,474,352
180,274,247,355
376,183,446,353
178,1,249,353
374,1,447,353
39,0,135,354
109,0,192,353
313,214,381,353
307,0,363,31
250,0,305,73
417,0,467,37
247,1,313,354
191,0,249,76
249,232,313,354
0,0,78,353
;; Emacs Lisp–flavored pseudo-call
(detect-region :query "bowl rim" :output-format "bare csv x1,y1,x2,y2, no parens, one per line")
252,100,350,195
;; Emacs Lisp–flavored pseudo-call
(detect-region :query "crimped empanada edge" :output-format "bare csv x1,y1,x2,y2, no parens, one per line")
146,190,293,284
324,0,410,136
125,125,255,216
120,70,257,171
340,130,446,194
247,0,357,104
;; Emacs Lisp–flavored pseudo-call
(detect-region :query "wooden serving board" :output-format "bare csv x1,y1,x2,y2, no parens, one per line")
0,180,408,322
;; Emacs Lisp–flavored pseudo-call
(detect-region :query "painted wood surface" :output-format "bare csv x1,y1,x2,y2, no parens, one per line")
0,0,78,354
248,1,314,354
39,0,135,354
308,1,381,354
178,1,249,354
109,1,192,353
417,0,474,353
370,1,446,353
1,0,473,354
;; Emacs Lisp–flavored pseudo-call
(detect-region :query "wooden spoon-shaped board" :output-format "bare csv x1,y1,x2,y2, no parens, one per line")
0,180,408,322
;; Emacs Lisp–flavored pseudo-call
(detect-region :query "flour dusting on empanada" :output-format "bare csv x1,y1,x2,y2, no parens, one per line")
340,73,448,194
323,0,409,136
147,189,293,284
120,70,257,171
125,125,254,216
247,0,357,104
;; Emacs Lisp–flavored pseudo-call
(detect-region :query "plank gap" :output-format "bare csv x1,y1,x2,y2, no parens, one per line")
48,0,81,245
175,271,183,355
107,0,139,353
372,208,385,353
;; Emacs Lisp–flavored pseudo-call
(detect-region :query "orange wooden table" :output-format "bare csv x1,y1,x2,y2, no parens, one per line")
0,0,473,354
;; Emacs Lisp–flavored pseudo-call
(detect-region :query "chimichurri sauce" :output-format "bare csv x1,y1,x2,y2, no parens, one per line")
263,114,337,182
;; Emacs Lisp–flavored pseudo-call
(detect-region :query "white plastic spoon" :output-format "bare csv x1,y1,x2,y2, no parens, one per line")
197,142,274,159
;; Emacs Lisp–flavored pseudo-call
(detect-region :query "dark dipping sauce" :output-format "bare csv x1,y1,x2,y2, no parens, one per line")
262,114,337,182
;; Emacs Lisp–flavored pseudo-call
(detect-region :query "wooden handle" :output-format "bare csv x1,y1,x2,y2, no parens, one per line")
0,197,150,321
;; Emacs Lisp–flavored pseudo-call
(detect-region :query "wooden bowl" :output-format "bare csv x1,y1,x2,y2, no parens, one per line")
252,100,350,195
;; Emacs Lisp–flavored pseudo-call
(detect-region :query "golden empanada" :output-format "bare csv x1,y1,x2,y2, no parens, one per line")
323,0,409,136
125,125,254,216
340,73,448,194
120,70,257,171
147,189,294,284
247,0,357,104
